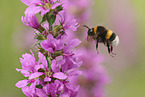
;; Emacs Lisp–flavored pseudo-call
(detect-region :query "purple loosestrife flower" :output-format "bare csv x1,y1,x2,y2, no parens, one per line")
59,11,79,31
21,0,62,15
22,14,40,29
51,59,82,97
40,34,64,54
16,37,82,96
60,1,110,96
40,34,81,55
77,48,110,97
17,0,83,96
62,0,90,22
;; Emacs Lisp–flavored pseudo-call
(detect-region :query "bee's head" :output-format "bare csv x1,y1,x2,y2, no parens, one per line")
83,25,95,36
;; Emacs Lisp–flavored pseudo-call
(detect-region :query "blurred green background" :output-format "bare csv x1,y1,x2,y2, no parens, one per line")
0,0,145,97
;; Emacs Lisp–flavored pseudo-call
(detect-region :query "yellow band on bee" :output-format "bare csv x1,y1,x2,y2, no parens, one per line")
94,26,98,35
106,30,113,39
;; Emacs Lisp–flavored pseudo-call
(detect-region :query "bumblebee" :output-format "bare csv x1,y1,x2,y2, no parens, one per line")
83,25,119,56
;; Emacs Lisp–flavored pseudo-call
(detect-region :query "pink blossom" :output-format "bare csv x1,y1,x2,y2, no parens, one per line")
17,0,85,96
40,34,64,54
16,49,82,96
59,11,80,31
62,0,90,22
77,48,110,97
21,0,62,15
22,14,40,29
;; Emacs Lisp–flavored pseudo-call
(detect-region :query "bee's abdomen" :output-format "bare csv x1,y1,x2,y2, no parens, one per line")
109,33,116,42
105,30,113,39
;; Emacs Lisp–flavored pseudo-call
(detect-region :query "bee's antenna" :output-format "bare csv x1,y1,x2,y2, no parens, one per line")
83,25,90,30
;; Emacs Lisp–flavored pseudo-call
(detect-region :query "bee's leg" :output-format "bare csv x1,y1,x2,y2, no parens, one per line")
111,45,116,55
107,42,110,53
107,41,114,57
96,40,99,54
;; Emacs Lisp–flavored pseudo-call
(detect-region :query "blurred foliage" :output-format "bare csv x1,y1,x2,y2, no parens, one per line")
131,0,145,61
0,0,145,97
0,0,26,97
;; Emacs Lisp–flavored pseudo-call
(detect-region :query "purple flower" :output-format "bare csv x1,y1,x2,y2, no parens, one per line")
16,48,82,96
22,14,40,29
63,38,81,54
42,80,58,96
41,33,81,53
17,0,84,96
16,51,49,87
41,34,64,54
62,0,90,22
58,11,79,31
41,33,82,76
21,0,62,15
51,59,81,96
76,48,110,97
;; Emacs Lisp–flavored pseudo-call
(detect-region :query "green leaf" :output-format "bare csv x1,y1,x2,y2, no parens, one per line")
56,5,63,12
49,15,56,25
36,84,43,89
49,15,56,31
46,12,56,31
40,14,47,24
47,57,52,70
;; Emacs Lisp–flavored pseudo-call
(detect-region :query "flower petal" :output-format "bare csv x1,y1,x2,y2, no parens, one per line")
67,39,81,48
51,60,60,72
34,65,44,71
56,40,64,50
51,3,62,9
30,81,37,94
44,76,51,82
16,68,31,77
41,9,50,16
21,86,31,97
20,0,32,6
38,52,48,70
65,83,80,92
29,72,44,79
53,72,67,79
36,88,47,97
15,80,28,88
25,5,42,15
67,69,82,77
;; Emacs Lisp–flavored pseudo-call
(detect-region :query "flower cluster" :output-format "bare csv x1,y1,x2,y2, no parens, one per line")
16,0,82,97
62,0,90,23
16,45,81,97
77,49,110,97
60,0,110,97
22,0,62,15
